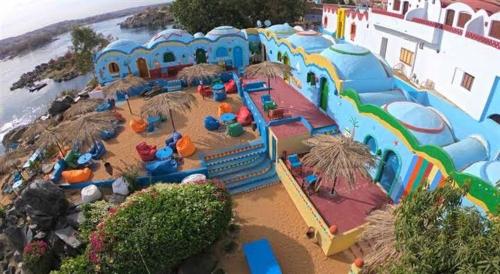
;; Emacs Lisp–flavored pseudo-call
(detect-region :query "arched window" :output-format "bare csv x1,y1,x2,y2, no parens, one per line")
277,51,282,62
323,16,328,27
215,47,228,58
488,114,500,125
108,62,120,74
163,52,175,62
350,23,357,41
307,72,316,86
364,135,377,154
457,12,471,28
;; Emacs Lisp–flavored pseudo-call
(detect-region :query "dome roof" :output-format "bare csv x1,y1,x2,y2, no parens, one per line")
193,32,204,38
320,43,389,80
205,26,244,40
383,101,455,146
146,29,194,48
464,161,500,185
287,31,332,53
266,23,296,37
103,39,141,54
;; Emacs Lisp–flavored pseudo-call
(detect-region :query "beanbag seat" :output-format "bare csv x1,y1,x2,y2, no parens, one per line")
224,79,236,94
197,85,212,98
96,102,112,112
136,141,157,162
218,103,233,117
237,106,253,126
130,118,147,133
145,159,178,176
62,168,92,184
227,123,244,137
165,131,182,152
100,128,116,140
50,159,67,183
176,136,196,157
204,116,220,131
88,141,106,160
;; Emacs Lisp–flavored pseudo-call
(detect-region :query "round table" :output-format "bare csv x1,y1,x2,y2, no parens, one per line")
220,113,236,125
156,146,174,160
77,153,93,167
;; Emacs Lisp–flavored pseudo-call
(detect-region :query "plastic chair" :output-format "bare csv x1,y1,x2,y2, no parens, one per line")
236,106,253,126
204,116,220,131
176,136,196,157
227,123,244,137
218,103,233,117
136,142,157,162
88,141,106,160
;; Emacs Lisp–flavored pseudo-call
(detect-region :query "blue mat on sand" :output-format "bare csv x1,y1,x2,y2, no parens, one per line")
243,239,282,274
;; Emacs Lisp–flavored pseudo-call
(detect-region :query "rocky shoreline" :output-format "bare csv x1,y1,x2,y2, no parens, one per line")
119,4,174,29
10,52,81,91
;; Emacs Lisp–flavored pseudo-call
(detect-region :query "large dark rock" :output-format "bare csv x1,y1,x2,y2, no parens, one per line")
1,126,28,150
47,96,73,117
3,227,26,252
177,252,217,274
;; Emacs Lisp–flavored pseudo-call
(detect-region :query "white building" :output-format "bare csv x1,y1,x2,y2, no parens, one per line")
322,0,500,121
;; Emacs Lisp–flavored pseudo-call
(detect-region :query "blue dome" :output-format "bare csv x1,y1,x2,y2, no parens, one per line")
464,161,500,185
384,101,455,146
266,23,296,37
103,39,141,54
193,32,204,38
146,29,194,48
443,137,488,171
287,31,332,53
205,26,244,40
320,43,389,80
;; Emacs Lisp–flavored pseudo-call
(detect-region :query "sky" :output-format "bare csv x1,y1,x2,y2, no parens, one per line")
0,0,169,39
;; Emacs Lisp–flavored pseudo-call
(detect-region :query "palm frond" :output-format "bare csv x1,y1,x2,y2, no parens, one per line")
63,99,104,120
140,91,196,117
102,75,147,95
177,64,223,84
244,61,291,79
302,134,375,189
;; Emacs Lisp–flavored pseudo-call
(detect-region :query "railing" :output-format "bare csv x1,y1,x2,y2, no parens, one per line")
465,31,500,50
372,8,404,19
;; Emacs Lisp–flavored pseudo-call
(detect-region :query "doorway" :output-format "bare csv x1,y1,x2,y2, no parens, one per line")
271,136,277,162
282,54,290,81
319,77,328,111
195,48,207,64
377,150,400,193
380,37,388,59
445,10,455,26
233,46,243,70
136,58,149,78
402,1,409,17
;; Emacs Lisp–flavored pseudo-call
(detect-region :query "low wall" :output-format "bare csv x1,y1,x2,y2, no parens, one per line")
276,160,364,256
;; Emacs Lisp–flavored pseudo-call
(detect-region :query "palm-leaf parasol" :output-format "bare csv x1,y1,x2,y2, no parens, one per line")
55,111,116,149
140,91,196,132
177,64,223,85
362,205,401,272
63,99,103,120
244,61,291,95
20,119,65,154
102,75,147,114
0,148,31,175
302,134,375,194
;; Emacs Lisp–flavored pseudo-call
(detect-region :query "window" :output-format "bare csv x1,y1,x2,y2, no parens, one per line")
393,0,401,11
488,114,500,125
307,72,316,86
489,20,500,40
457,12,471,28
163,52,175,62
364,136,377,154
323,16,328,27
460,72,474,91
399,48,414,66
444,10,455,26
277,51,282,62
108,62,119,74
350,23,357,41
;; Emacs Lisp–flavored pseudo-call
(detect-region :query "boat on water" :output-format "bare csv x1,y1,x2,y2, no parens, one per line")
28,82,47,92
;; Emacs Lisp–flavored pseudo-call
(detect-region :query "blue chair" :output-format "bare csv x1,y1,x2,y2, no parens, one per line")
50,159,67,183
204,116,220,131
88,141,106,160
261,94,272,105
145,159,178,176
243,239,282,274
304,174,318,187
287,154,302,169
165,132,182,152
100,128,116,140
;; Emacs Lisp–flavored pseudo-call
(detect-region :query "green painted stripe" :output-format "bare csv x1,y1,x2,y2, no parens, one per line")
411,160,428,193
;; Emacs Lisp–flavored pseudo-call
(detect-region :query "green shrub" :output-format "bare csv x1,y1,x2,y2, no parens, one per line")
24,240,54,274
88,181,232,273
79,200,112,242
50,254,90,274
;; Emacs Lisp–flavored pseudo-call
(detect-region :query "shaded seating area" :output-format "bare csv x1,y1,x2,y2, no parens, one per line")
136,142,157,162
243,239,282,274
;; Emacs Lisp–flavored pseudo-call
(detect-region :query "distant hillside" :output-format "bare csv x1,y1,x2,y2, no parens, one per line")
120,4,174,29
0,4,164,60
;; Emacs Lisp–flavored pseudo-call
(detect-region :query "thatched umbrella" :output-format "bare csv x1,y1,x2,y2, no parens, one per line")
102,75,147,113
140,91,196,132
177,64,223,85
0,148,31,175
20,119,65,154
63,99,103,120
302,134,375,194
55,112,116,149
362,205,401,272
244,61,292,95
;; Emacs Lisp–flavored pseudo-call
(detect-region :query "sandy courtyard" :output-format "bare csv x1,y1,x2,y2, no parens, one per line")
219,184,363,274
92,88,259,180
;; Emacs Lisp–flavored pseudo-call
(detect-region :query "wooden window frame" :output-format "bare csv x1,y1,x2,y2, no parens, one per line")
460,72,474,91
457,12,471,28
108,62,120,74
399,48,414,66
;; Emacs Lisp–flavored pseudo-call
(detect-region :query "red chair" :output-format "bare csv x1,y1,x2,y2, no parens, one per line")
136,142,157,162
236,106,253,126
268,108,285,120
197,85,212,99
224,79,236,94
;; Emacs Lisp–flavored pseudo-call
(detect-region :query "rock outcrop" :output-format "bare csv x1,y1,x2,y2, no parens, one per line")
120,4,174,29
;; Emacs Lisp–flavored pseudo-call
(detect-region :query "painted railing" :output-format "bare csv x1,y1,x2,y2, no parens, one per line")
465,31,500,50
372,8,404,19
342,89,499,214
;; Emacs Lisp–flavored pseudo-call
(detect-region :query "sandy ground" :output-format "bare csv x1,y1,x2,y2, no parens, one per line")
92,88,259,180
218,184,359,274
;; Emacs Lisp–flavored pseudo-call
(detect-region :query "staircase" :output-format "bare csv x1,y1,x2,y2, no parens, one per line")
202,141,279,194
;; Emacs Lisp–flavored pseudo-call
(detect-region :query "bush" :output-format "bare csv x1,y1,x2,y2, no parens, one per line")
87,181,232,273
50,254,90,274
79,200,112,242
24,240,54,274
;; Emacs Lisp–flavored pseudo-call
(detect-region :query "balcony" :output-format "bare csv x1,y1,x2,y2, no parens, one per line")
371,9,441,44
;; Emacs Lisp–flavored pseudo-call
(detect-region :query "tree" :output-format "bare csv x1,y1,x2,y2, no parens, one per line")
70,26,109,73
171,0,306,33
362,182,500,273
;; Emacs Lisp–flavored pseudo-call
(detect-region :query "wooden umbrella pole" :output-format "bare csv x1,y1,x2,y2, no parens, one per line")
126,98,133,114
169,109,176,132
268,77,271,95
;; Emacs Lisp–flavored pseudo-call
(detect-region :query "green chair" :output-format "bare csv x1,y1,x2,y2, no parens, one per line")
263,101,277,111
227,122,244,137
64,150,80,169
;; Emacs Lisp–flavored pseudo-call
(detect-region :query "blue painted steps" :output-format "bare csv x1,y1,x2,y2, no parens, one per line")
203,141,278,194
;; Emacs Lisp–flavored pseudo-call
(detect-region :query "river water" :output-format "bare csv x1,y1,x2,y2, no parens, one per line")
0,16,161,153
